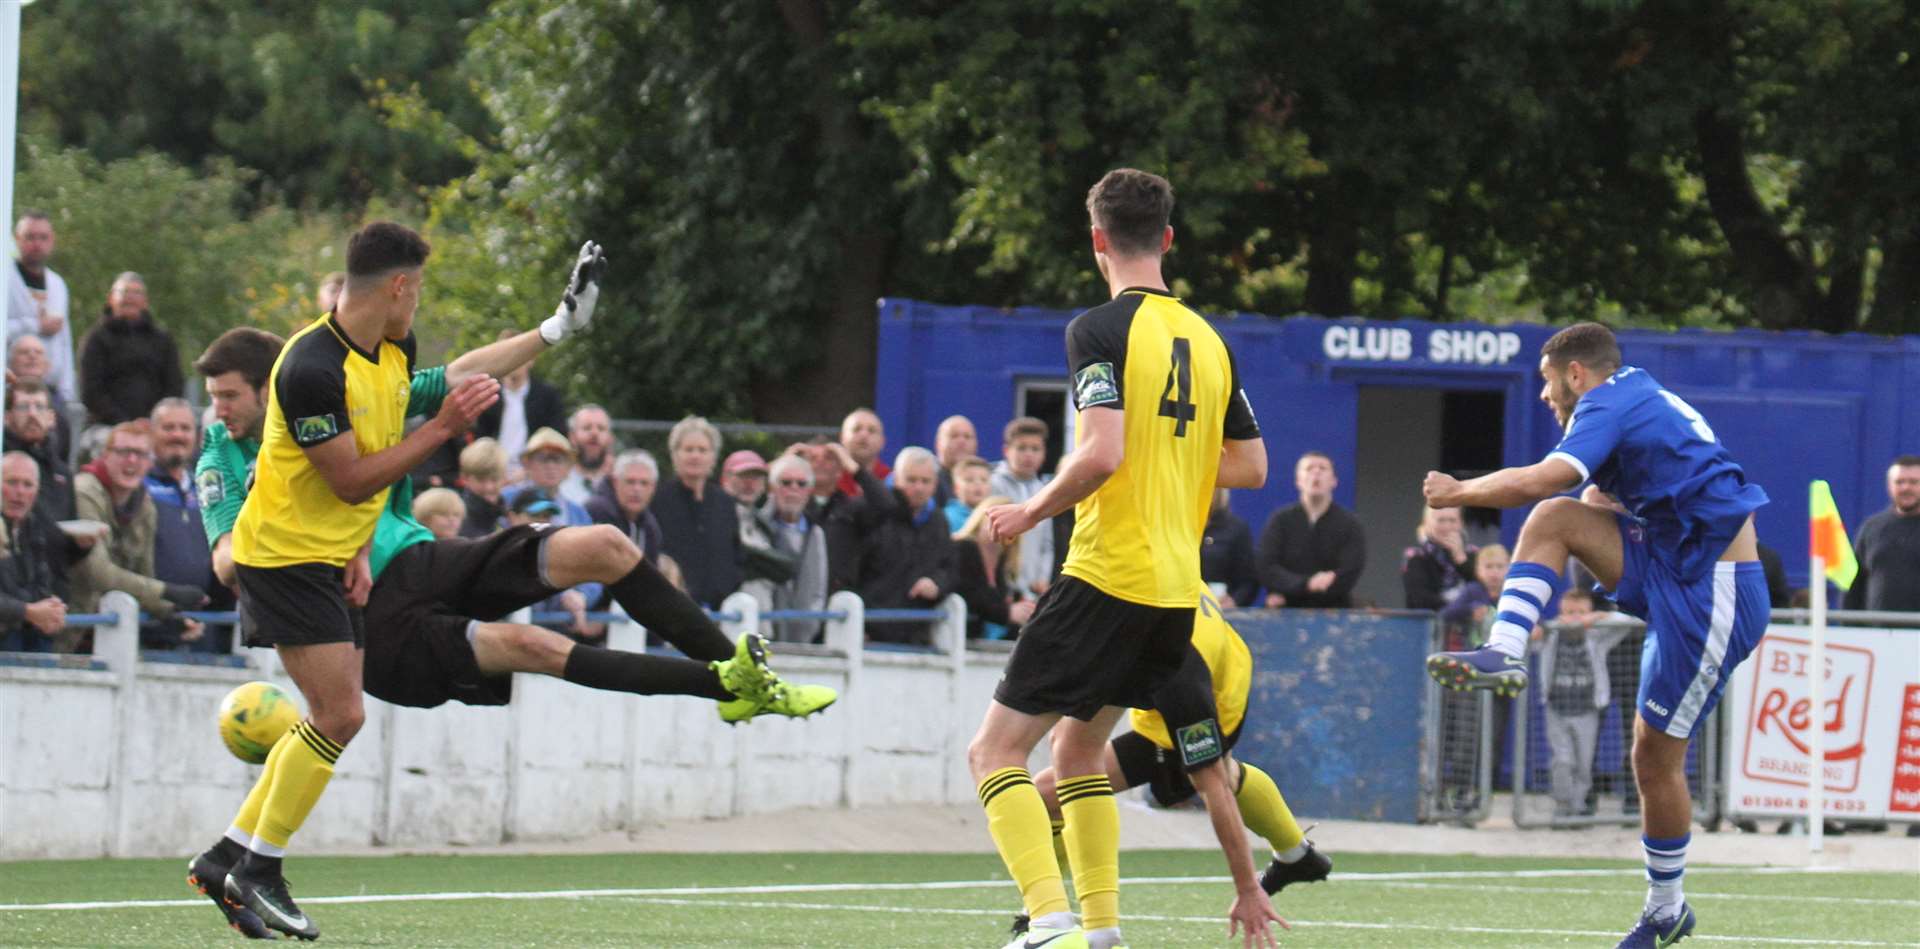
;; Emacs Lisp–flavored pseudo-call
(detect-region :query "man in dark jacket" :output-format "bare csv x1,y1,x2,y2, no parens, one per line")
0,452,88,651
144,399,230,651
473,338,568,468
841,447,954,645
1258,451,1366,609
586,449,664,564
1845,455,1920,612
5,379,74,521
78,272,183,426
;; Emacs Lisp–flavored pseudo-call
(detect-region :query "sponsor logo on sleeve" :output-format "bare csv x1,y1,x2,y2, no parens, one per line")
1074,362,1120,409
294,414,338,444
1176,718,1223,767
195,469,226,507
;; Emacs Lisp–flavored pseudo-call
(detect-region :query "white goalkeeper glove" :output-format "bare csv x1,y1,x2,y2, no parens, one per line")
540,240,608,345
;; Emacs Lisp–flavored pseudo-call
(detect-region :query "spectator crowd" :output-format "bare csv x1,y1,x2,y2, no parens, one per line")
0,208,1914,684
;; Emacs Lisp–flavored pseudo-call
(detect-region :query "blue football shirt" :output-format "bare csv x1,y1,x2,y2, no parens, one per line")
1546,366,1768,580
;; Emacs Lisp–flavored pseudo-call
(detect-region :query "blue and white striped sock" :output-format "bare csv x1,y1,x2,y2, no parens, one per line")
1484,561,1560,658
1643,833,1689,921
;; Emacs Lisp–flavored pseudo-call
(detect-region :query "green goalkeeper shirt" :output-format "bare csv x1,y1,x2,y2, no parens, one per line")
195,366,448,581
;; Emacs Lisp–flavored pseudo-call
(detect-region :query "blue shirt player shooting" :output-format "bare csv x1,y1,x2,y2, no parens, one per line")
1420,322,1767,949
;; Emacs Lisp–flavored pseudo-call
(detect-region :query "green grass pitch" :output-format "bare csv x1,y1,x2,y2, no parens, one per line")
2,849,1914,947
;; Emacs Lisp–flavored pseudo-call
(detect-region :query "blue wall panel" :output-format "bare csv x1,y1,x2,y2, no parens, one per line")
1229,609,1431,823
877,300,1918,589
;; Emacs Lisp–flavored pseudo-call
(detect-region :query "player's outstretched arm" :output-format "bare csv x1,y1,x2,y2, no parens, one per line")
1192,760,1288,947
1423,457,1583,510
304,375,500,505
1217,436,1268,489
443,241,607,388
985,406,1123,543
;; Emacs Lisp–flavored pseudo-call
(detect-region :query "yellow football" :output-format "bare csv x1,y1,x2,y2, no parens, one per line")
217,681,300,764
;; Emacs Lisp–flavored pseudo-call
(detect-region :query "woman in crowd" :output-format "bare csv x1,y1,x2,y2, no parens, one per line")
651,416,744,609
1402,504,1476,610
949,497,1035,640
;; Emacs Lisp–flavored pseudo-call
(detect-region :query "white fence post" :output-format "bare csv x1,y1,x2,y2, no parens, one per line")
824,590,864,671
718,592,759,642
936,593,967,666
604,597,648,834
503,606,532,842
823,591,865,808
97,591,139,858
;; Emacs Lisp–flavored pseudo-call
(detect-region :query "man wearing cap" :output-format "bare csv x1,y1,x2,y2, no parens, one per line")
721,450,768,525
504,427,590,526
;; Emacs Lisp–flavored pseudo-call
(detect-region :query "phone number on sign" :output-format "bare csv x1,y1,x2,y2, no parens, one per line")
1738,794,1869,813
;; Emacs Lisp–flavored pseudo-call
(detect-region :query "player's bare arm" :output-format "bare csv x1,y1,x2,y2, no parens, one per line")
1191,760,1287,947
1217,436,1268,490
443,241,606,388
1423,457,1582,510
303,374,500,505
444,330,548,389
210,533,236,588
985,405,1123,543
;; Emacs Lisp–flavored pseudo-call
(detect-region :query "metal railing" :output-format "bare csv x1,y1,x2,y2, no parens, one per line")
4,592,973,676
1507,618,1720,829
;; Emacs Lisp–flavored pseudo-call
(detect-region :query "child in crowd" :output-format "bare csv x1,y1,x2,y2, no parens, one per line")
944,455,994,533
989,417,1054,599
1533,588,1631,817
412,488,467,542
1440,543,1511,645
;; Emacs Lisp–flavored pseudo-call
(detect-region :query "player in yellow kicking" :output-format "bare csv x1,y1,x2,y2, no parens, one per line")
1016,594,1328,940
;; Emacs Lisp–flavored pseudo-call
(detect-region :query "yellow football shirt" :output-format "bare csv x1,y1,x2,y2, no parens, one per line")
1059,288,1260,607
232,314,415,568
1130,594,1252,748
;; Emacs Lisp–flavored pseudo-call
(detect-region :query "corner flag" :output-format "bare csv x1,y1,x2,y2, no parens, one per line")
1809,480,1858,590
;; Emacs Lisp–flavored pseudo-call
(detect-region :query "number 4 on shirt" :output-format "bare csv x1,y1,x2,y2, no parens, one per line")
1159,337,1196,437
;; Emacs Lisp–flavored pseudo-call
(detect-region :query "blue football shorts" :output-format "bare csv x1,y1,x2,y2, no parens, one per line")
1606,514,1771,739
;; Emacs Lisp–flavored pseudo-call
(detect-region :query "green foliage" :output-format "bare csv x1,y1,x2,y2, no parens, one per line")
18,0,1912,429
14,136,352,376
423,0,935,421
20,0,490,206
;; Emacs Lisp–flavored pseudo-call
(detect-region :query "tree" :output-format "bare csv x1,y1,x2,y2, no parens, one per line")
20,1,490,207
428,0,962,423
861,0,1919,334
13,137,349,382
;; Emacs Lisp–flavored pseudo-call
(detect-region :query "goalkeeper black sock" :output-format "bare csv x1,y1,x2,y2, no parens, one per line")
605,560,734,661
562,643,732,700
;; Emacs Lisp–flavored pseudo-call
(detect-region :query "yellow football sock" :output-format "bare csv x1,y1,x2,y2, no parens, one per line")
250,721,343,851
978,767,1069,919
228,731,291,840
1235,762,1304,854
1058,773,1120,931
1049,818,1072,888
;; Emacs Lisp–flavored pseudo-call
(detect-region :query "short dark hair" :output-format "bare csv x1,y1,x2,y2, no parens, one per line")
1541,322,1621,373
1003,416,1048,443
345,221,431,278
15,209,49,228
195,327,286,391
1560,588,1595,608
1086,168,1174,257
1894,454,1920,469
5,378,49,411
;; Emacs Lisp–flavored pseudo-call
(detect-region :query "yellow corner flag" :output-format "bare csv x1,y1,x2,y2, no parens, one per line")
1809,480,1859,590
